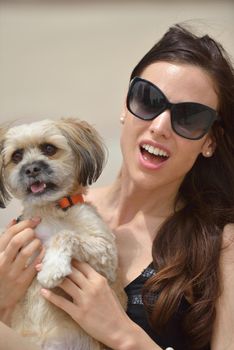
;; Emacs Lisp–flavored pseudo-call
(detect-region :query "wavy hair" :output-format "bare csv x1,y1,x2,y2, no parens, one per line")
130,25,234,349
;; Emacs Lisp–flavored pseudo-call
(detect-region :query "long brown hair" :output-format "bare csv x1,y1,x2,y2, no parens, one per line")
130,25,234,349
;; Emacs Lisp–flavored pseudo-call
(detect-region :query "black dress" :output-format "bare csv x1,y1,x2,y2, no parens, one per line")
124,264,210,350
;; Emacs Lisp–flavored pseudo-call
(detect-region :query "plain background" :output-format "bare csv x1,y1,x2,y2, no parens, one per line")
0,0,234,226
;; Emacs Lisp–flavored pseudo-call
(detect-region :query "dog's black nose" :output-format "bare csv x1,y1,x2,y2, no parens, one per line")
24,162,42,177
20,160,51,180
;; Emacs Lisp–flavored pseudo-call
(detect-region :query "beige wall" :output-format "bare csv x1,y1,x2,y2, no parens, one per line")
0,0,233,226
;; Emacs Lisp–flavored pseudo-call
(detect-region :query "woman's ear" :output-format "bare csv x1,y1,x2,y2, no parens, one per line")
201,135,216,157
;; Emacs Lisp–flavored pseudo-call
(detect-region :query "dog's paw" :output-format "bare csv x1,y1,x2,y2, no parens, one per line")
37,253,72,288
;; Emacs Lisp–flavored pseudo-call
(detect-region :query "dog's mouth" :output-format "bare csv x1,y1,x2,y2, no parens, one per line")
27,181,56,195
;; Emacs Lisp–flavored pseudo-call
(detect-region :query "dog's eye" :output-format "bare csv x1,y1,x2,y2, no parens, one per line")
11,149,24,163
40,143,57,156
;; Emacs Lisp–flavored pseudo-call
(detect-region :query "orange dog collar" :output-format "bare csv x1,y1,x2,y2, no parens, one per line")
58,194,84,210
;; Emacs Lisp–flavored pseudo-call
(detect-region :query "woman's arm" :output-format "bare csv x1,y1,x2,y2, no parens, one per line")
211,224,234,350
0,218,43,324
0,321,40,350
41,260,163,350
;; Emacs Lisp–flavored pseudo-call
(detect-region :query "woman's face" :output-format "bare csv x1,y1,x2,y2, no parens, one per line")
120,61,218,192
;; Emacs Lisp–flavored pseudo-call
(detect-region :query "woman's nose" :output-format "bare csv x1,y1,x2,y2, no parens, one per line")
149,110,172,139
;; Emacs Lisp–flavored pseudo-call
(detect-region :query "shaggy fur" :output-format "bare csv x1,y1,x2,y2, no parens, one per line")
0,118,124,350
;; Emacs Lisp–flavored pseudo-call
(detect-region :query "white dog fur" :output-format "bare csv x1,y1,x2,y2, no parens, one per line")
0,118,125,350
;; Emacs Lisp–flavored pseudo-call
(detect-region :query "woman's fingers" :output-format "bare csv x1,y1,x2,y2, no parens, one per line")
41,289,75,318
0,227,38,279
0,218,43,310
3,228,37,264
67,265,88,289
6,219,17,229
41,262,128,349
20,246,46,284
59,277,81,301
57,263,100,304
11,238,42,273
0,218,41,252
31,245,45,266
72,260,98,278
70,261,108,293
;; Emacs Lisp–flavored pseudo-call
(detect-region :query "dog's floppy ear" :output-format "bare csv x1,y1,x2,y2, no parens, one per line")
56,118,107,186
0,127,11,208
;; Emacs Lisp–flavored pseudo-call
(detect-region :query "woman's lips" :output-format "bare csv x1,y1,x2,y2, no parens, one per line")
139,143,169,170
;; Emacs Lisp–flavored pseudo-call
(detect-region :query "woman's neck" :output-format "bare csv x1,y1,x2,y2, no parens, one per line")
89,173,180,231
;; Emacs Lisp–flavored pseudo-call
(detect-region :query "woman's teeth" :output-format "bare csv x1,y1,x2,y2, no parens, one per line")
141,144,169,158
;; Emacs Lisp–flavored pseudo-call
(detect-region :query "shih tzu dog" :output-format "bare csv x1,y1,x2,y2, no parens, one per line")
0,118,124,350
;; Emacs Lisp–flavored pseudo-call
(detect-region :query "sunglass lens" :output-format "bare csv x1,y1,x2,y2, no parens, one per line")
128,79,165,120
172,104,216,139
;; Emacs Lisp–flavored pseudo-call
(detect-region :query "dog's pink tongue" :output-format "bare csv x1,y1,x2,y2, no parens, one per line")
31,182,46,193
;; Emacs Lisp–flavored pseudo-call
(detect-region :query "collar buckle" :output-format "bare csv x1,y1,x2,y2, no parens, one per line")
58,194,84,210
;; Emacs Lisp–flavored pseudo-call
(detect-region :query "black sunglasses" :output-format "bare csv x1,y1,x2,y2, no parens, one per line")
126,77,219,140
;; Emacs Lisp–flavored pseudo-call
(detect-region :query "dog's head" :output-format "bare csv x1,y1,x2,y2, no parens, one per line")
0,118,106,207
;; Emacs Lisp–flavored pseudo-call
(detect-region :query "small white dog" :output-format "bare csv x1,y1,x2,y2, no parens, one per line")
0,118,124,350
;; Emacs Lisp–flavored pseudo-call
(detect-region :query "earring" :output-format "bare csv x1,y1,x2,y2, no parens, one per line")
205,150,211,157
120,116,125,124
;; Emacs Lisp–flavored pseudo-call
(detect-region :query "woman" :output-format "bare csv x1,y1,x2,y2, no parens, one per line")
1,25,234,350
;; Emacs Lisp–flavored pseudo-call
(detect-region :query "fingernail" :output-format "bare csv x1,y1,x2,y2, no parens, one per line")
41,289,49,296
31,217,41,224
6,219,16,228
35,263,42,271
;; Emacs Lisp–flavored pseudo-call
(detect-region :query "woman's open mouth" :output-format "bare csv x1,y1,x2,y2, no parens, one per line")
139,144,169,168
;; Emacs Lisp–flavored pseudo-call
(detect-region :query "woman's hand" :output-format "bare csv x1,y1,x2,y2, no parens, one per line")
41,260,135,350
0,218,43,323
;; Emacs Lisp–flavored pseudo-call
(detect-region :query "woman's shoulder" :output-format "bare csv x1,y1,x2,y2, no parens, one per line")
84,183,120,224
84,186,109,205
84,186,113,219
